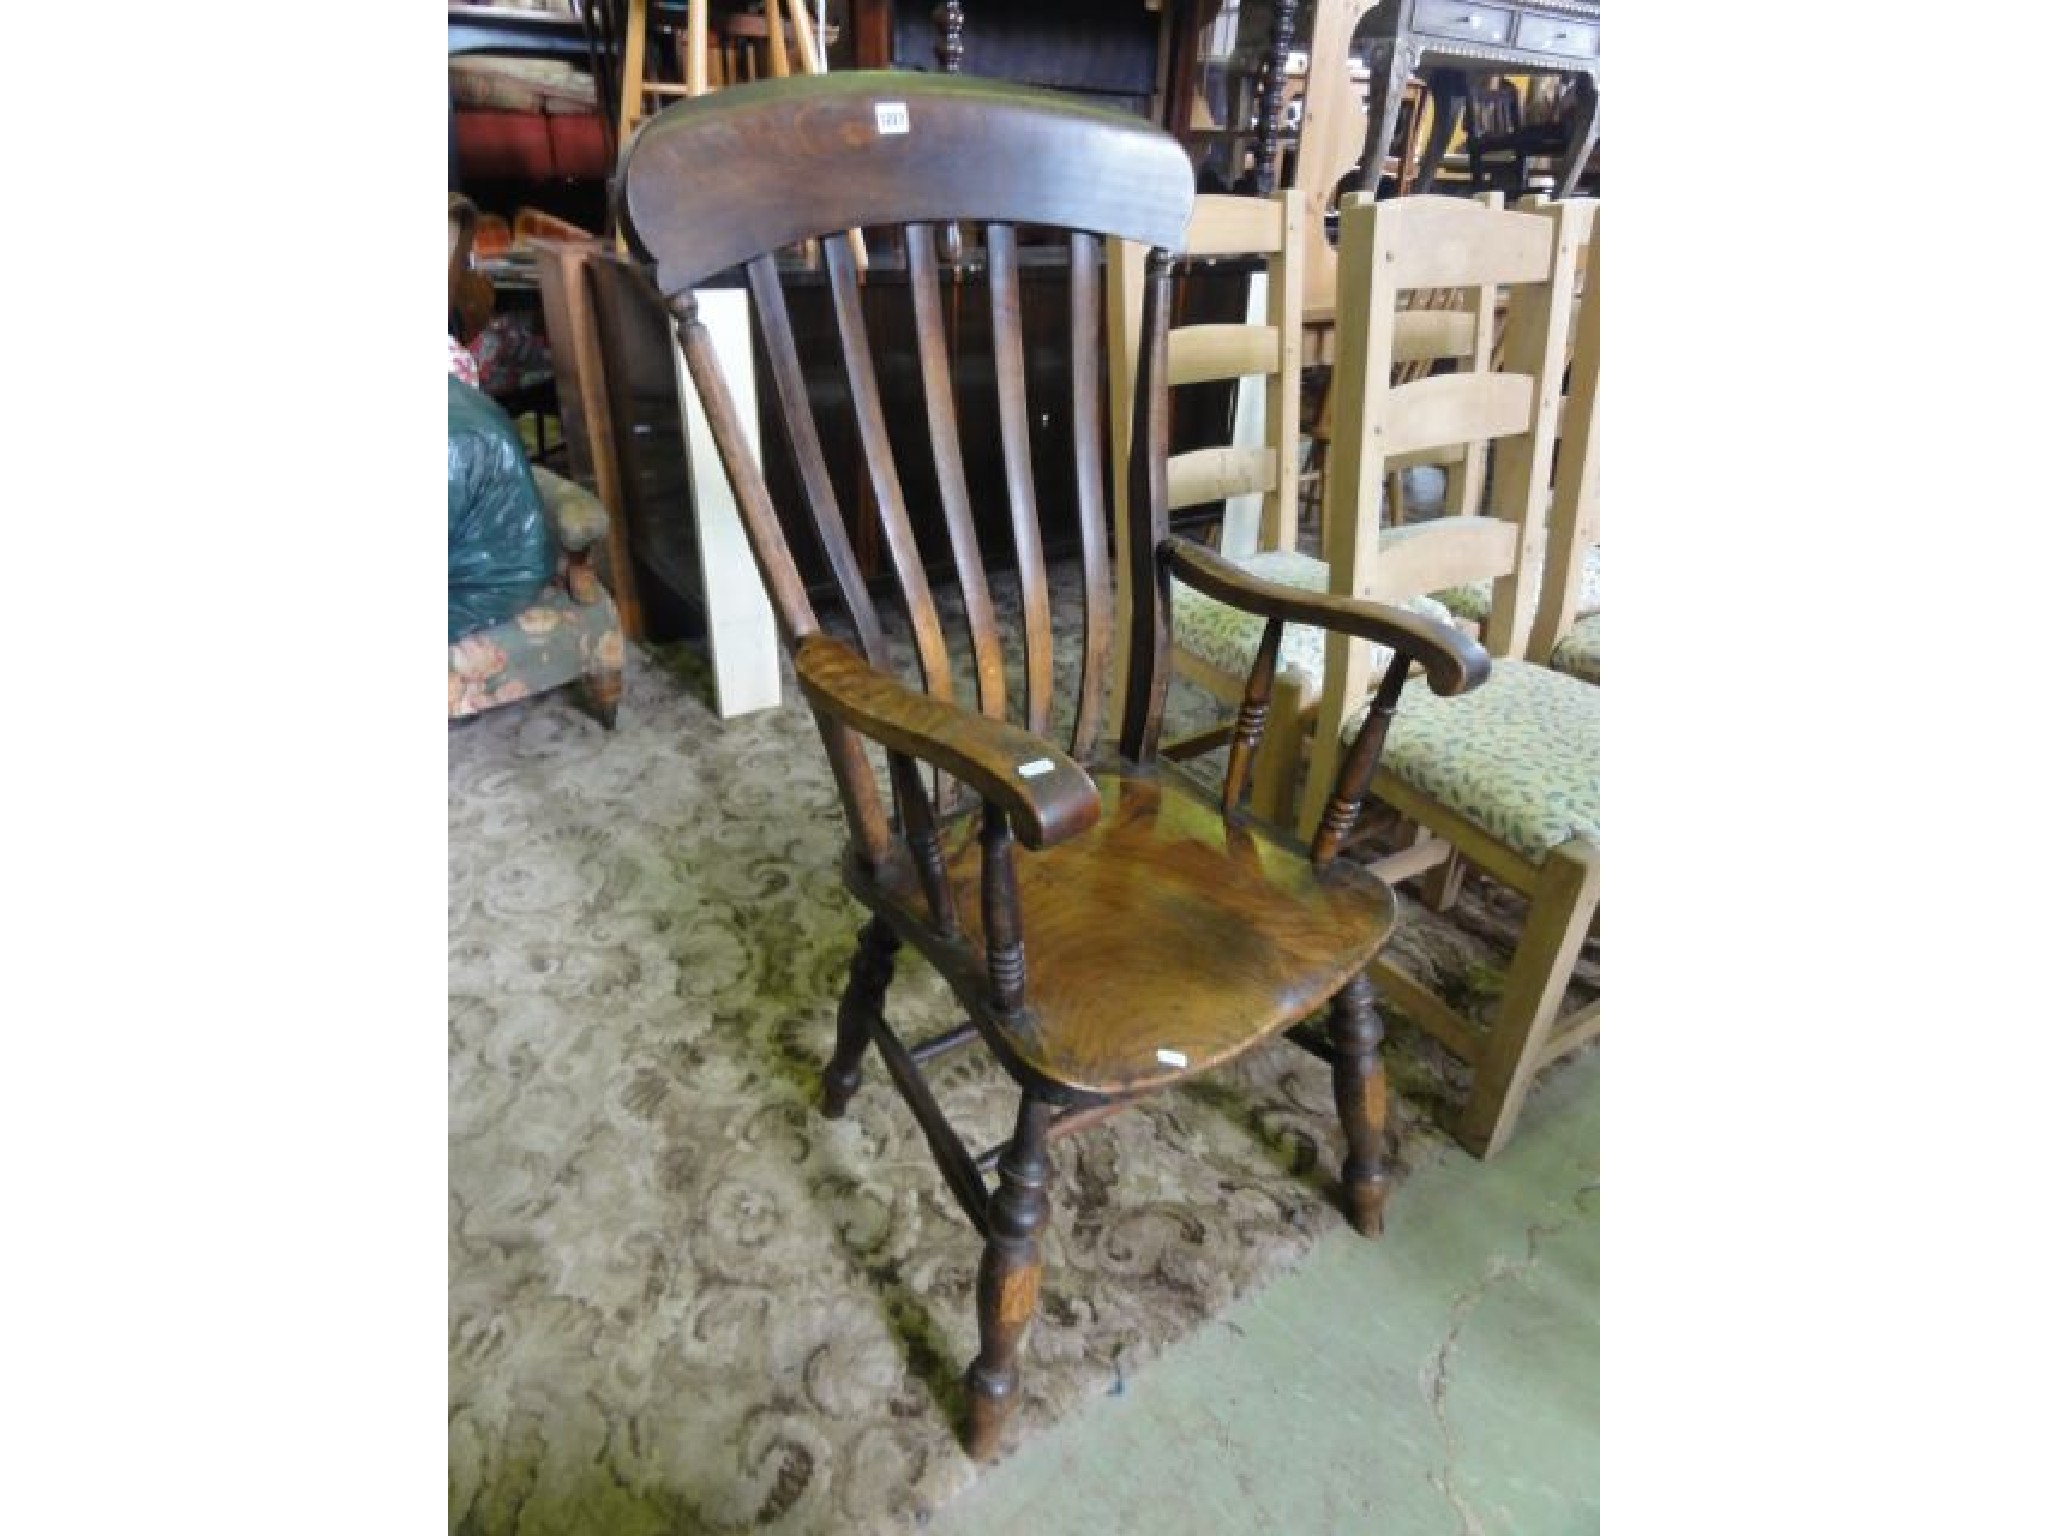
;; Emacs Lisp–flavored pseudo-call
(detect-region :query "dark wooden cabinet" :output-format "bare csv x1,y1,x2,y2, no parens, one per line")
847,0,1223,137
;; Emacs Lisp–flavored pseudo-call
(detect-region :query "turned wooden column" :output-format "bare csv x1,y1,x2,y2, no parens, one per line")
965,1092,1053,1460
1328,971,1392,1236
935,1,966,260
823,918,899,1117
933,0,964,73
1252,0,1301,194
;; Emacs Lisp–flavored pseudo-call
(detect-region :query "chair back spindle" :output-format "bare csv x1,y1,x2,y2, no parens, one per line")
905,221,1007,718
986,221,1055,738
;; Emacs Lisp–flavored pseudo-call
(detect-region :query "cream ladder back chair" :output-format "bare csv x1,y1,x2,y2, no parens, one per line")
1108,193,1494,826
1428,196,1602,665
1108,190,1310,822
1300,193,1599,1157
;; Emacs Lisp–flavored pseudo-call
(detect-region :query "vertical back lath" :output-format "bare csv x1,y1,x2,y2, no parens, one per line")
1067,231,1112,763
746,254,890,670
986,222,1054,739
824,232,955,702
907,221,1008,720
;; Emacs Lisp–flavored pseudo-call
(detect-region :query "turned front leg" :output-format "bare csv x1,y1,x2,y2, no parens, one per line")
1329,972,1392,1236
965,1094,1053,1460
822,919,898,1118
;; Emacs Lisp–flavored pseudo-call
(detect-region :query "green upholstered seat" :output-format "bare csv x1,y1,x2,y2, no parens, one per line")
1172,548,1456,690
1432,542,1601,626
1347,657,1598,864
1548,612,1599,684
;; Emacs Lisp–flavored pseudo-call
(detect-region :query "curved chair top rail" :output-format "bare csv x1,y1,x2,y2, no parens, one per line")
619,71,1196,292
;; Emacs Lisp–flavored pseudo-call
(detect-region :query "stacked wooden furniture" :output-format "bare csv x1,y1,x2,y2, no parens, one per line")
618,72,1489,1461
1287,0,1598,365
1108,190,1512,828
617,0,838,140
1350,0,1600,203
1298,192,1599,1158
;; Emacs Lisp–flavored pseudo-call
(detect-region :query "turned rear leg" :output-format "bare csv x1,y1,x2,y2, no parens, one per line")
1329,972,1392,1236
822,918,898,1118
965,1094,1053,1461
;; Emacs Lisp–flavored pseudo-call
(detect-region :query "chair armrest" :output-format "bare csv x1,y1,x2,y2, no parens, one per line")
1162,535,1491,698
795,635,1101,850
531,465,609,555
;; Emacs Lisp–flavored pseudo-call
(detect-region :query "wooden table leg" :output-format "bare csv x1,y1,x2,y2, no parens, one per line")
1556,76,1600,196
1360,37,1421,200
1413,69,1466,194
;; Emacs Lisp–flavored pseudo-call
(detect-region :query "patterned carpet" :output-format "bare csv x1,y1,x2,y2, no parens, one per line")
448,577,1595,1534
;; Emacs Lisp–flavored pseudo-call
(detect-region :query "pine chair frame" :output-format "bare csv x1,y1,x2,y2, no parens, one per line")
1107,192,1507,830
1107,190,1310,822
618,73,1491,1459
1298,193,1599,1158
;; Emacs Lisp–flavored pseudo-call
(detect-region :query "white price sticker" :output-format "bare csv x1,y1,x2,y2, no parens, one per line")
875,102,910,135
1017,758,1055,779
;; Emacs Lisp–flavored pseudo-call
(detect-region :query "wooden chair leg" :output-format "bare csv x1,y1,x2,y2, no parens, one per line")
965,1094,1053,1461
1457,837,1599,1159
1418,844,1466,912
1327,972,1392,1236
580,666,623,729
822,919,898,1118
1388,817,1463,910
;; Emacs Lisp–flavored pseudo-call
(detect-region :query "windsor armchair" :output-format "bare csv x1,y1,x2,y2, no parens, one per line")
618,72,1488,1462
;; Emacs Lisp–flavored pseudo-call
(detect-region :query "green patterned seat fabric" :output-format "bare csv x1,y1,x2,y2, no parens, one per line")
1549,612,1599,684
1171,549,1454,691
1427,540,1601,624
1346,657,1598,863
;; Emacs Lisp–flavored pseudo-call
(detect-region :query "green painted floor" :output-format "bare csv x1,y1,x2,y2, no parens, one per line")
930,1050,1599,1535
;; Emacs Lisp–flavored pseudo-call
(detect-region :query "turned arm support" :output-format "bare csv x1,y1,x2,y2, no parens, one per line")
1160,536,1492,860
797,634,1102,1014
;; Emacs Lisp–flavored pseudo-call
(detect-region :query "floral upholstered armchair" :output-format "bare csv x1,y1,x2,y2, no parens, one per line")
448,464,624,727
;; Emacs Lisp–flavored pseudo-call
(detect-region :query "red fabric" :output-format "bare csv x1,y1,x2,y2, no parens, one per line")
455,108,609,182
545,114,610,180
